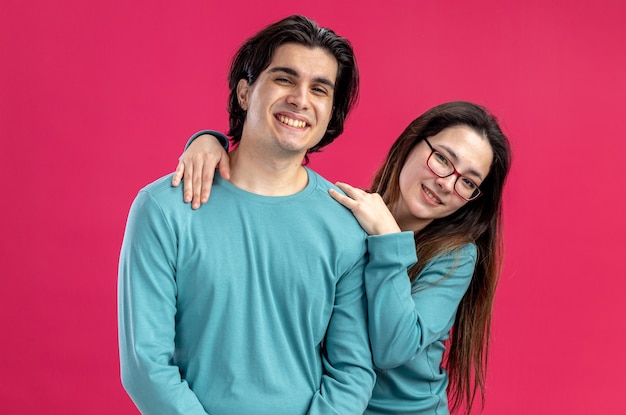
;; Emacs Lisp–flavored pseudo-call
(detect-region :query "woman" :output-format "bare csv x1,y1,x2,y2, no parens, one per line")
173,101,512,414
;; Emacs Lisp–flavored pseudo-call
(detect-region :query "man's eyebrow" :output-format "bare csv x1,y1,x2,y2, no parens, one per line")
268,67,335,89
438,143,485,181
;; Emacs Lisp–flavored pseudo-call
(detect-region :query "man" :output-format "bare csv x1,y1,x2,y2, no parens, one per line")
118,15,375,415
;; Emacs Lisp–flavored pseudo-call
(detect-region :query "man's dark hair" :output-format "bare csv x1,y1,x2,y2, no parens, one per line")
226,15,359,154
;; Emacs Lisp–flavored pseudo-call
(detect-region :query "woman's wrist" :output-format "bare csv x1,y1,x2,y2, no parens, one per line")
185,130,229,151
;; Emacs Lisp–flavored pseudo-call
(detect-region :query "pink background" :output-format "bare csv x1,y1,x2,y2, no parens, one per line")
2,0,625,413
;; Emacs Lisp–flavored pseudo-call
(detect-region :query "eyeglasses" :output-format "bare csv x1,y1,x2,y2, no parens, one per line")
424,138,482,201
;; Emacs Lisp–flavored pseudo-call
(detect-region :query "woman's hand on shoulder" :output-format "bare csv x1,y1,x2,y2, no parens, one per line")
329,182,401,235
171,134,231,209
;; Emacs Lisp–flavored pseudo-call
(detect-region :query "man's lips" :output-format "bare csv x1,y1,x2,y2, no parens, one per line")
276,114,308,129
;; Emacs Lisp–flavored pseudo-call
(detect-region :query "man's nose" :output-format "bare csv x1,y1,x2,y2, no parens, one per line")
287,86,309,109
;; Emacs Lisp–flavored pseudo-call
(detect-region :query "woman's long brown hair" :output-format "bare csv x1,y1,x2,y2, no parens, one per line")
371,101,511,414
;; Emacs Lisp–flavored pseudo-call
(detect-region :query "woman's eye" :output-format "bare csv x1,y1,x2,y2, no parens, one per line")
434,152,449,166
461,177,477,189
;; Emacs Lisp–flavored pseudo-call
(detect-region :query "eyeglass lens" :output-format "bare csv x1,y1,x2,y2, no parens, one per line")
427,151,480,200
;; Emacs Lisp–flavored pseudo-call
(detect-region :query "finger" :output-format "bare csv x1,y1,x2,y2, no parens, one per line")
200,164,215,205
172,159,185,186
335,181,365,199
191,155,204,209
183,162,194,204
328,188,357,210
217,152,231,180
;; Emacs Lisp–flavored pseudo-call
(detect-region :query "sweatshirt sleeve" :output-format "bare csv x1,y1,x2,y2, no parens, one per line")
365,232,475,369
307,254,376,415
184,130,229,151
118,191,210,415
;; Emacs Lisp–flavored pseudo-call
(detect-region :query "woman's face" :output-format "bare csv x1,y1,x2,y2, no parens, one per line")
393,125,494,231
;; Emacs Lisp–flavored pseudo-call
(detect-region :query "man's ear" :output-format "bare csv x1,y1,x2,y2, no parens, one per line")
237,79,250,111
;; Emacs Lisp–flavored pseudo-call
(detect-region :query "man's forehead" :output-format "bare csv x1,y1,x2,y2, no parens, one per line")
266,43,338,81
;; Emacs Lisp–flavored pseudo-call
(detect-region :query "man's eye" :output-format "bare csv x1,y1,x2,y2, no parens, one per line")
312,87,329,95
276,77,292,84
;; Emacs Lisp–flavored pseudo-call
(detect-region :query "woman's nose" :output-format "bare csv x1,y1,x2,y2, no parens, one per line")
435,174,457,193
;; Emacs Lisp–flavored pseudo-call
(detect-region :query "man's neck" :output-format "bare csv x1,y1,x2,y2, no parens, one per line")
227,146,309,196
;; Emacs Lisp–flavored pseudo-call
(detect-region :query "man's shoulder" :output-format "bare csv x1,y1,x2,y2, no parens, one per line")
305,168,336,192
139,173,176,193
133,173,186,209
304,168,368,237
305,168,348,203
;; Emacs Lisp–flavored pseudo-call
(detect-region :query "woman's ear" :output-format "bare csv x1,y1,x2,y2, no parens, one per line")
237,79,250,111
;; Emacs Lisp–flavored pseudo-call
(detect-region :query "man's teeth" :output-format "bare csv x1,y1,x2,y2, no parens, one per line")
278,115,307,128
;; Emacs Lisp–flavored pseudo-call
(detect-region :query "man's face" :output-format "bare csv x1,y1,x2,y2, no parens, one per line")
237,43,338,158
